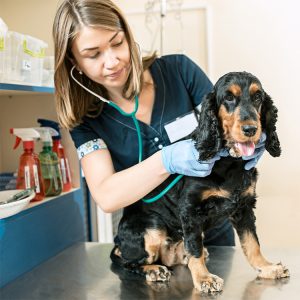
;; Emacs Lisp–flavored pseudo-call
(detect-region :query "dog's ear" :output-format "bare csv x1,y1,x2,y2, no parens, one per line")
261,93,281,157
191,92,222,160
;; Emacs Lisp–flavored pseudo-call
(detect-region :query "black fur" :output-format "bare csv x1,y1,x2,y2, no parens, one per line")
110,72,285,290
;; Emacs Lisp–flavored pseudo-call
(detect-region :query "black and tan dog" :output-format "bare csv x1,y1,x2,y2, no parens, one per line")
110,72,290,293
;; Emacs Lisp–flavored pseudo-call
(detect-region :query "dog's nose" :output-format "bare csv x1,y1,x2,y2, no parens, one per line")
242,125,257,137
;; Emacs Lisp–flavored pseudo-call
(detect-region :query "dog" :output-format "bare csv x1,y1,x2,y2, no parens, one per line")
110,71,290,293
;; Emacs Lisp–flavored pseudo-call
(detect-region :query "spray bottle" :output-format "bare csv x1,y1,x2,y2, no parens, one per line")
10,128,45,202
34,127,63,196
37,119,72,192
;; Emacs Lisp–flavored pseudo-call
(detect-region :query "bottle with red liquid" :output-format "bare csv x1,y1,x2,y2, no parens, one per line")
10,128,45,202
37,119,72,192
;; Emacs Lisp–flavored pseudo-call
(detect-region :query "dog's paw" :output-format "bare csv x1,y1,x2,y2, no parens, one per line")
256,262,290,279
146,281,170,292
194,274,224,293
144,265,172,282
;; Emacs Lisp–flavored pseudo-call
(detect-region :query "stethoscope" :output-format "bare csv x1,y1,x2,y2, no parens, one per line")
70,66,183,203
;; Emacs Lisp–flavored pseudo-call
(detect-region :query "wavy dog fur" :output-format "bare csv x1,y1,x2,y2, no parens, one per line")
110,72,289,293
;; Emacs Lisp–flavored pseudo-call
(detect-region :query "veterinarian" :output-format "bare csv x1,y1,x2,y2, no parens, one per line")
53,0,264,246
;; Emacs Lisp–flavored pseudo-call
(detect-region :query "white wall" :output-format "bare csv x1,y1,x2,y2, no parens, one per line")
206,0,300,194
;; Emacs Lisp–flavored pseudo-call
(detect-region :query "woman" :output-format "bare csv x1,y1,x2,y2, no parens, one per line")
53,0,264,245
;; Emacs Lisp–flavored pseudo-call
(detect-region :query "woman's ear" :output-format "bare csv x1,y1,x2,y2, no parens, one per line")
191,92,222,160
261,92,281,157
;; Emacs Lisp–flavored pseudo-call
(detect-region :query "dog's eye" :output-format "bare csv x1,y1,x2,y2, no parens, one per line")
224,94,235,102
253,92,262,102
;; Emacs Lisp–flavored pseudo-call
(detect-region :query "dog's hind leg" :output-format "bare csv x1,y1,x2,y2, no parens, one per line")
111,246,171,282
111,228,173,282
231,198,289,279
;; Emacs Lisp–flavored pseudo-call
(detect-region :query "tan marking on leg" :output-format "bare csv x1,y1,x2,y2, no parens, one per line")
160,240,189,266
241,232,290,279
188,252,224,292
201,188,231,201
144,229,167,264
241,231,271,268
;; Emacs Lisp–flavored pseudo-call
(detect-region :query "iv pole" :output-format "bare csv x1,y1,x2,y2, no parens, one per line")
160,0,167,55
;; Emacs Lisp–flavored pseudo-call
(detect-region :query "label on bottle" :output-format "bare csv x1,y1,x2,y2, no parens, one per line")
60,158,67,183
66,158,72,182
24,165,30,189
51,165,59,190
33,164,40,193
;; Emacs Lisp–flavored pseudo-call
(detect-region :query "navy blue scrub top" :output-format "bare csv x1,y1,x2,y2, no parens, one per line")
71,54,235,246
71,54,213,171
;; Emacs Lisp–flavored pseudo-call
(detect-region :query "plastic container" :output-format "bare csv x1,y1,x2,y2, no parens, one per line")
0,18,8,82
0,189,35,219
3,31,48,86
42,56,54,87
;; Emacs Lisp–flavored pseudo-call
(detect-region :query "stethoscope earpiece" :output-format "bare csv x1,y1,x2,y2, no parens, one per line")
70,66,110,103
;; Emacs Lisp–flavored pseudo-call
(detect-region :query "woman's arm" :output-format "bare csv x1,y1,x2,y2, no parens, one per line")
81,149,169,213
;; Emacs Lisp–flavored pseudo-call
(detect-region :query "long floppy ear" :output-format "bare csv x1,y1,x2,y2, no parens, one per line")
191,92,222,160
261,93,281,157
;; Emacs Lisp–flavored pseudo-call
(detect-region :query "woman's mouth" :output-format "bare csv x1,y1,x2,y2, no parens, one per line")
106,68,124,79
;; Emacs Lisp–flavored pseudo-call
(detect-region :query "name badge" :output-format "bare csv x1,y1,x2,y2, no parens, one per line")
164,107,200,143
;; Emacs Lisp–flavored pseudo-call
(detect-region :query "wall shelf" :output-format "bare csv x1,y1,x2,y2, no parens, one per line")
0,83,54,95
0,82,86,288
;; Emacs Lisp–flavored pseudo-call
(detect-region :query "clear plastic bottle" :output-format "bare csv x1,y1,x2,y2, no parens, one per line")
11,128,45,202
38,119,72,192
36,128,63,196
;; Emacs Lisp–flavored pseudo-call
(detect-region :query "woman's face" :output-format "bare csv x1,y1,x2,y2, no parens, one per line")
71,26,131,93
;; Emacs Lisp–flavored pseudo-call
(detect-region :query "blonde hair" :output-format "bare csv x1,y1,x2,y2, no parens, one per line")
53,0,156,129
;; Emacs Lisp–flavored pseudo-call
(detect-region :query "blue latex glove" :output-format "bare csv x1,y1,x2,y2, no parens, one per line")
161,139,221,177
243,133,266,170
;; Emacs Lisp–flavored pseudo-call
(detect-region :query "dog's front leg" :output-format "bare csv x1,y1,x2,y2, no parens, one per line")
181,219,224,293
231,200,289,279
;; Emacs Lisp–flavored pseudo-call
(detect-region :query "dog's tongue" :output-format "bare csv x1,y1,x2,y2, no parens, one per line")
235,142,255,156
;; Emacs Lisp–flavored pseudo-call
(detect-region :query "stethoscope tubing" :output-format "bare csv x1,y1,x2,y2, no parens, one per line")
70,66,183,203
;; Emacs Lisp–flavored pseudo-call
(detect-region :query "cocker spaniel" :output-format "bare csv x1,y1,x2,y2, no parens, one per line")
110,71,289,293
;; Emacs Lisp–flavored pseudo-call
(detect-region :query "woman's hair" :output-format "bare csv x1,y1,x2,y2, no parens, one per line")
53,0,156,129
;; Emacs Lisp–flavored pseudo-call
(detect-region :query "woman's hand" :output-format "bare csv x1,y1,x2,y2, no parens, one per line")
161,139,221,177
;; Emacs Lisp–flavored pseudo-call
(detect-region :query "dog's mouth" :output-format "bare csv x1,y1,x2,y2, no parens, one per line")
227,140,256,158
234,141,255,156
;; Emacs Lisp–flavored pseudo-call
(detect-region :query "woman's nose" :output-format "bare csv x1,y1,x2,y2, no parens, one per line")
103,50,119,69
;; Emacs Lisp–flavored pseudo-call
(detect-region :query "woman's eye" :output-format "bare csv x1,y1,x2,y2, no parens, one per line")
89,52,100,59
225,94,235,102
113,40,123,47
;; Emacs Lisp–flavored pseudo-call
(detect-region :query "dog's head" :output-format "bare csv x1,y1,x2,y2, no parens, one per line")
192,71,281,160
